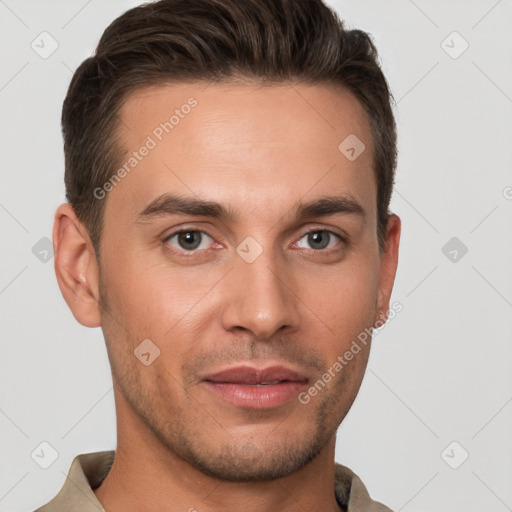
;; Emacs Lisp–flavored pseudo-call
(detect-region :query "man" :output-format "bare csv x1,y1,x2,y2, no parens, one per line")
36,0,401,510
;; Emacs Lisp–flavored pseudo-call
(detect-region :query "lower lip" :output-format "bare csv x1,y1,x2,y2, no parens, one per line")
203,381,308,409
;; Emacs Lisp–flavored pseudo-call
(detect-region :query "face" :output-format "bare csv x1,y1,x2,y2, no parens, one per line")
88,81,398,481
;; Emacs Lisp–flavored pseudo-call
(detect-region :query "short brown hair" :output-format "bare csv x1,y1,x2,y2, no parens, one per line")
62,0,397,255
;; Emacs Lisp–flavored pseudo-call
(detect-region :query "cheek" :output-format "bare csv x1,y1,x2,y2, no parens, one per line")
101,251,221,344
299,255,379,332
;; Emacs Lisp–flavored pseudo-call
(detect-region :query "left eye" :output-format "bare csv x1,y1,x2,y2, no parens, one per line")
165,230,214,251
295,230,342,251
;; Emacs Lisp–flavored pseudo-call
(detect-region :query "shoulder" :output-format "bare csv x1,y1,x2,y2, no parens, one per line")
32,450,115,512
334,462,394,512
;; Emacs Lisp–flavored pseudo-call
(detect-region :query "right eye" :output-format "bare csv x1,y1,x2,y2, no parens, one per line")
164,230,215,253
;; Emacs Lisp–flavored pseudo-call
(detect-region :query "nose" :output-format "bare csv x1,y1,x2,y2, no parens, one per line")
220,248,301,340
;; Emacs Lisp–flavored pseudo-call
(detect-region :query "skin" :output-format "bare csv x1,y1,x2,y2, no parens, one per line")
53,80,400,512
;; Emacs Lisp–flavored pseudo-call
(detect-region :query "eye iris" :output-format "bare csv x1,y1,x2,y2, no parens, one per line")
178,231,201,250
308,231,330,250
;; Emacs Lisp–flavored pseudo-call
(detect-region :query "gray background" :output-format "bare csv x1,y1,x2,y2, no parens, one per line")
1,0,511,510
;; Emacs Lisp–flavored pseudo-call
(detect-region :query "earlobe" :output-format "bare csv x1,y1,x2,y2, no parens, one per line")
53,203,102,328
375,214,401,325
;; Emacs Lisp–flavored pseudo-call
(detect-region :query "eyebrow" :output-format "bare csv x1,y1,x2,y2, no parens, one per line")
136,193,366,223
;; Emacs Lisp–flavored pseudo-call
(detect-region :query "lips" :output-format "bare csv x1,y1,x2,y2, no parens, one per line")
201,365,309,409
203,365,308,385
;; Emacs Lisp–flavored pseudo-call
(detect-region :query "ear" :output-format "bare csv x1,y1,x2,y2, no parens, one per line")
375,214,401,324
53,203,102,328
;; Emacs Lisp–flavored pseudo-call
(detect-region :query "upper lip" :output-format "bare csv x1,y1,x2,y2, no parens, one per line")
202,365,308,385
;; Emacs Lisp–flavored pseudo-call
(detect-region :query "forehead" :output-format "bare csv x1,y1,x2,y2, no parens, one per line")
118,80,372,150
107,80,376,225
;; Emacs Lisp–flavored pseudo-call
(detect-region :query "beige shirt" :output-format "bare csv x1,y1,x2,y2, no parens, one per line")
34,450,393,511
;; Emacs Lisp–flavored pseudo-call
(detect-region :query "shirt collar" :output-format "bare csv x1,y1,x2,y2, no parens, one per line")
37,451,392,512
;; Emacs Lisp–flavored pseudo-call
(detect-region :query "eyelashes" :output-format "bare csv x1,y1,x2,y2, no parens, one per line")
293,228,345,251
164,230,214,252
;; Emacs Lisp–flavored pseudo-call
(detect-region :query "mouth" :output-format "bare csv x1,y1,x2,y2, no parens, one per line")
201,365,309,409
